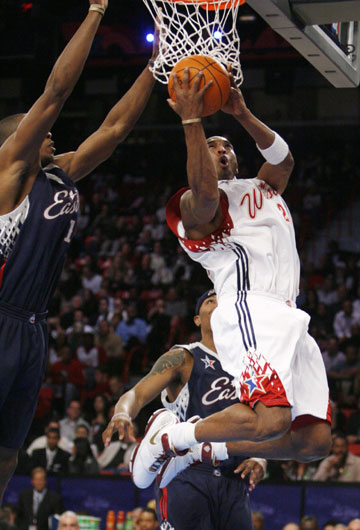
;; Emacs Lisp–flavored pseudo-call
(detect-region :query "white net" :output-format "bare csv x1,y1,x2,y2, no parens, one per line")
143,0,244,85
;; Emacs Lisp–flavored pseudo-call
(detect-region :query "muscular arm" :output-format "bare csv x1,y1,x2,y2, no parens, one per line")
103,348,193,443
235,109,294,194
221,72,294,195
55,59,156,181
0,4,105,208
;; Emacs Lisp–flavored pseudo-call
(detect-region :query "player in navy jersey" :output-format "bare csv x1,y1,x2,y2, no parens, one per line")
0,0,159,502
103,290,266,530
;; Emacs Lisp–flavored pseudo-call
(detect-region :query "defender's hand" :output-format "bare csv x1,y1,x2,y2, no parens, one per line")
102,413,136,447
234,458,266,491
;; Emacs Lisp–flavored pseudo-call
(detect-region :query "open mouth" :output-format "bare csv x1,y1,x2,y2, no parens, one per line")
219,156,228,168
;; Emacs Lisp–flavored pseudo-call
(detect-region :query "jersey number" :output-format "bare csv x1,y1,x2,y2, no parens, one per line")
64,219,76,243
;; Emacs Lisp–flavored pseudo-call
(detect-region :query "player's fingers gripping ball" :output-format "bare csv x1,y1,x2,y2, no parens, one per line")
168,55,231,117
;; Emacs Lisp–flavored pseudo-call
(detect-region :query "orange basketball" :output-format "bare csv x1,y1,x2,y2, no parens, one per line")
168,55,231,117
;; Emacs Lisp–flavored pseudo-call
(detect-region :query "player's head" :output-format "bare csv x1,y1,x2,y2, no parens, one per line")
194,289,217,336
206,136,238,181
0,113,55,165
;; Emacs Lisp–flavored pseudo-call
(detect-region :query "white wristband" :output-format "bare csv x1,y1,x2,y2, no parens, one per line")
249,457,267,474
111,412,132,422
257,132,289,165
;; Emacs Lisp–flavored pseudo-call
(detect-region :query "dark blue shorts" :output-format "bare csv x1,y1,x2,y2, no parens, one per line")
0,301,48,449
155,465,253,530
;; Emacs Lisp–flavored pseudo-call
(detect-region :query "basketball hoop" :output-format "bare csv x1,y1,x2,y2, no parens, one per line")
143,0,246,85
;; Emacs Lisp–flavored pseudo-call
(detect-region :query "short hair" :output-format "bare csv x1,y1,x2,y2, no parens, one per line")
140,508,157,521
31,467,46,478
58,511,79,526
0,114,24,147
47,427,60,436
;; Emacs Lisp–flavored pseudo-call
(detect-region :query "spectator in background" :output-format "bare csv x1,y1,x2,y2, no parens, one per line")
27,421,72,456
322,521,340,530
333,300,360,343
51,347,85,407
322,337,346,372
81,266,103,295
146,299,170,363
327,342,360,407
312,434,360,481
107,376,124,405
59,401,90,442
300,515,319,530
348,519,360,530
138,508,158,530
68,437,99,476
346,396,360,443
1,504,18,528
95,297,113,327
95,321,123,368
76,330,106,389
58,511,79,530
317,276,338,308
30,428,70,475
283,524,300,530
164,287,187,317
71,424,98,458
17,468,63,530
252,511,265,530
115,304,148,348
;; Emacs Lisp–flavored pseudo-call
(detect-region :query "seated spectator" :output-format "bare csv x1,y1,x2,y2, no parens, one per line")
115,304,148,348
81,266,103,295
96,423,138,472
322,337,346,372
317,276,338,308
283,524,300,530
300,515,319,530
107,376,124,405
31,428,70,475
95,320,123,365
71,424,98,458
68,438,99,476
76,330,106,389
27,420,72,456
59,401,90,442
164,287,187,317
327,341,360,406
58,511,79,530
0,504,18,528
333,300,360,343
323,521,340,530
51,347,85,408
17,468,63,530
346,396,360,443
312,433,360,481
348,519,360,530
138,508,158,530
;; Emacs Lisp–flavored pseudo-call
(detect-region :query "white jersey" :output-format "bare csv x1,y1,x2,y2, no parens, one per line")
166,177,300,304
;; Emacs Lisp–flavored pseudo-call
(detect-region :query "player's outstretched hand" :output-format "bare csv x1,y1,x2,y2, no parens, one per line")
233,458,266,491
221,64,248,119
167,68,212,120
89,0,108,9
102,412,136,447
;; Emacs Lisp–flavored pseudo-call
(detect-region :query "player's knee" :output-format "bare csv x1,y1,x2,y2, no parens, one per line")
293,424,332,462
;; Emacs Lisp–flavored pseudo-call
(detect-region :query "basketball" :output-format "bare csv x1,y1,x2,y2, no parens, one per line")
168,55,231,117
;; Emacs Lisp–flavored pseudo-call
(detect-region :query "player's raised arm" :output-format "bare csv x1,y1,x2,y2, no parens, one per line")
167,69,221,232
55,20,160,182
221,68,294,195
102,348,192,445
0,1,107,174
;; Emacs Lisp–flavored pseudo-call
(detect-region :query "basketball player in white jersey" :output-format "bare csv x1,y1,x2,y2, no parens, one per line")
131,67,332,488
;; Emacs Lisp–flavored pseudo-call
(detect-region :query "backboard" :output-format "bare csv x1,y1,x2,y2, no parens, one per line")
247,0,360,87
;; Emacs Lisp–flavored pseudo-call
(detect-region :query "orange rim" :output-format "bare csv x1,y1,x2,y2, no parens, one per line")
168,0,246,9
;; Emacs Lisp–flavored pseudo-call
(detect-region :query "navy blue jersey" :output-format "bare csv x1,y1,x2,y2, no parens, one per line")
0,165,79,312
161,341,244,473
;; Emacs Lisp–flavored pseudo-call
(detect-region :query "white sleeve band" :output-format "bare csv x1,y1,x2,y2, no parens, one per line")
249,457,267,473
256,132,289,165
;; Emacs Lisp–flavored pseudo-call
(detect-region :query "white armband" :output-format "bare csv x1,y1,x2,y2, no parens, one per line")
249,457,267,473
257,132,289,165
